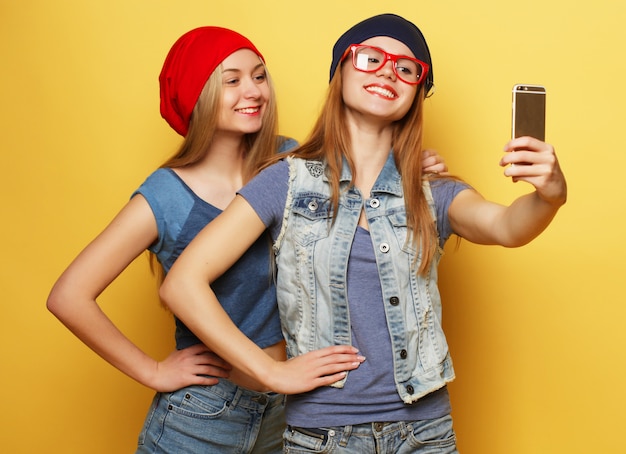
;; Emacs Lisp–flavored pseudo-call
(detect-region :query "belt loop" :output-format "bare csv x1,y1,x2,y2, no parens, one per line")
400,421,411,440
338,425,352,447
229,386,243,408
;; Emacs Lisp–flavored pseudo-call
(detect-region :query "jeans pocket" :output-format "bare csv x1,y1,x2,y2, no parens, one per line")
284,426,334,453
167,387,230,419
406,415,458,452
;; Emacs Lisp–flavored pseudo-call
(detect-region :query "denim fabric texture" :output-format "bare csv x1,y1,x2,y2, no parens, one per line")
275,153,455,404
136,379,285,453
284,415,457,453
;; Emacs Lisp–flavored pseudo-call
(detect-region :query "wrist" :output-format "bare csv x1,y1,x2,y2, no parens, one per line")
253,357,281,392
134,357,161,390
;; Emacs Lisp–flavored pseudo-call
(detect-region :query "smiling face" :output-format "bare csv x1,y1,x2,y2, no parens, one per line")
217,48,270,136
341,36,419,125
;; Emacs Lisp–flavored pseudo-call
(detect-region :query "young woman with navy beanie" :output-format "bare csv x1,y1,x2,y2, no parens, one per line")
161,13,567,452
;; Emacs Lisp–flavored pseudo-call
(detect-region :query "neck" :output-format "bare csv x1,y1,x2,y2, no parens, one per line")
197,131,247,176
346,114,393,194
172,132,247,209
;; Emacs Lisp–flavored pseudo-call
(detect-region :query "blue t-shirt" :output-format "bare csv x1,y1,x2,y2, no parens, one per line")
133,136,298,350
239,159,470,427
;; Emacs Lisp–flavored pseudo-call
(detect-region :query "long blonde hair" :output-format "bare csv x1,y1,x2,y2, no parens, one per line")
263,66,438,275
150,61,280,280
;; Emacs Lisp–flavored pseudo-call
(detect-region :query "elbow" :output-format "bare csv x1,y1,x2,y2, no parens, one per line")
46,286,68,319
158,274,179,311
158,279,172,310
46,292,59,315
500,238,531,249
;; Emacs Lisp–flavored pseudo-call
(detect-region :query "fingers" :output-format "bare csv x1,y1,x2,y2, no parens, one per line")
501,137,556,170
197,352,232,370
422,148,436,158
265,345,366,394
190,375,221,386
421,148,448,174
180,344,232,370
312,346,366,366
305,355,363,390
309,356,362,381
313,371,350,387
423,160,448,174
154,346,232,389
503,135,545,153
195,364,231,379
303,345,366,377
500,138,567,204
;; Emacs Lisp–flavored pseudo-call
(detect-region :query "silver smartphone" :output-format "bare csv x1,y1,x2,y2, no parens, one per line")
511,84,546,140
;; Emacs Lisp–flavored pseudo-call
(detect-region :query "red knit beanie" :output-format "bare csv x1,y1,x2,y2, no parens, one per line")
159,26,264,136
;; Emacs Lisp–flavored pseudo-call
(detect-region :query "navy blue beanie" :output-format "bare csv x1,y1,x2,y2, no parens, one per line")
329,13,434,95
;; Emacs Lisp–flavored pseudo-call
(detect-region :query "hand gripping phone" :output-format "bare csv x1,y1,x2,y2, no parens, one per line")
511,84,546,140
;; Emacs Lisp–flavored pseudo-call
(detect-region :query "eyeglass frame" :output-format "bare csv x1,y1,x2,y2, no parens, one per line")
340,44,430,86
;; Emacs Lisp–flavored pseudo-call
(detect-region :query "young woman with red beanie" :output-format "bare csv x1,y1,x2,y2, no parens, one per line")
161,14,567,452
47,26,447,453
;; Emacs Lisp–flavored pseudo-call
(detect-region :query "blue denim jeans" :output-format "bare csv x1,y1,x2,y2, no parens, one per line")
283,415,457,453
136,379,285,453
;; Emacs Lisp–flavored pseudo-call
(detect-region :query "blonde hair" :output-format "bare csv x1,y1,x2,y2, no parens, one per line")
264,66,438,275
150,61,280,281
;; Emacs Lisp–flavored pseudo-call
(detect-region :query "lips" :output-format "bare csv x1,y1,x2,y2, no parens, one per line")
364,84,398,99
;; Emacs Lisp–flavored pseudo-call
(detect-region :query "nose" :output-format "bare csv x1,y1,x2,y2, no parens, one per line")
242,77,262,99
376,60,397,82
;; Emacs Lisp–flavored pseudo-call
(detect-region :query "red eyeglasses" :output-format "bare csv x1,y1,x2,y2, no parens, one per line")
341,44,429,85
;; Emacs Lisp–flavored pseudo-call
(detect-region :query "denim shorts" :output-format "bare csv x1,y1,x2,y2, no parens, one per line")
284,414,457,453
136,379,286,453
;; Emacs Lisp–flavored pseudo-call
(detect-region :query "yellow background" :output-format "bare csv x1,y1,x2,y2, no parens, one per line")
2,0,624,452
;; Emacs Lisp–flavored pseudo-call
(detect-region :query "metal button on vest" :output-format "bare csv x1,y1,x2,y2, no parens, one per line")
369,198,380,208
400,349,408,359
389,296,400,306
379,243,390,253
308,200,318,211
406,384,414,394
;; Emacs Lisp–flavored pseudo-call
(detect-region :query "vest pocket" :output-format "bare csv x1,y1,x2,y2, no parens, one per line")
290,193,333,246
387,208,419,257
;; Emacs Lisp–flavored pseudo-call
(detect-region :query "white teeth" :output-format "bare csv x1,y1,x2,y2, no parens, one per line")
366,86,396,98
236,107,260,114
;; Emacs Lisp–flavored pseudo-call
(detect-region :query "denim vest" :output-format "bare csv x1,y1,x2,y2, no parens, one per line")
274,153,455,404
